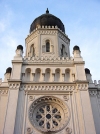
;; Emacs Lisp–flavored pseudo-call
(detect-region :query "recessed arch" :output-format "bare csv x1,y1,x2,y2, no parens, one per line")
42,38,54,53
30,44,35,56
65,68,70,82
27,42,36,57
55,68,61,82
45,68,51,82
46,40,50,52
25,68,31,81
35,68,41,82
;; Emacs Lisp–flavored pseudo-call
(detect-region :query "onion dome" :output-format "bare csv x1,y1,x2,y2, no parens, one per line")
30,8,65,33
73,45,80,51
85,68,90,74
6,67,12,74
17,45,23,51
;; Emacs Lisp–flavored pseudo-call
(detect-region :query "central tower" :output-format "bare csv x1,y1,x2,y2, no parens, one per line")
25,8,70,59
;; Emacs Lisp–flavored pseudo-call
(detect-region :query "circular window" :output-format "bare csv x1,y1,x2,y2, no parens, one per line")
29,96,70,133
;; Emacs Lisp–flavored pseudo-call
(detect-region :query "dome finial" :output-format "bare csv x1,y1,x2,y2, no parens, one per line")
46,8,49,14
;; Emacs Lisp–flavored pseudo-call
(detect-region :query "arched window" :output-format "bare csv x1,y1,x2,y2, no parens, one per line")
35,68,41,82
55,69,60,82
46,40,50,52
65,69,70,82
45,68,51,82
61,44,65,56
25,68,31,81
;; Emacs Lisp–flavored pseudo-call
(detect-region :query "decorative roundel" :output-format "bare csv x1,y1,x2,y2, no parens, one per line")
29,96,70,133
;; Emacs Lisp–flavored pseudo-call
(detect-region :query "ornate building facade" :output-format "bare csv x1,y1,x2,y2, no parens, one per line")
0,9,100,134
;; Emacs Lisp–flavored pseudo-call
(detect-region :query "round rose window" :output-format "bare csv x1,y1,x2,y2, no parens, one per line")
29,96,70,133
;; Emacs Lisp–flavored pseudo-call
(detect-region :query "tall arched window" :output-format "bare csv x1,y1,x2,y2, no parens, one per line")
46,40,50,52
30,44,35,57
61,44,65,56
55,68,60,82
65,69,70,82
25,68,31,81
45,68,51,82
35,68,41,82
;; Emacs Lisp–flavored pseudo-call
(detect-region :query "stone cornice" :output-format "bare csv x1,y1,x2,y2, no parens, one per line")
21,81,76,85
25,28,70,44
8,79,22,82
20,81,89,93
74,61,85,64
20,83,75,93
12,60,23,63
0,82,9,89
23,56,74,64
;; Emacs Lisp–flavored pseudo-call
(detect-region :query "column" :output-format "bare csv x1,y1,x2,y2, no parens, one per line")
62,74,65,82
52,73,55,82
42,73,45,81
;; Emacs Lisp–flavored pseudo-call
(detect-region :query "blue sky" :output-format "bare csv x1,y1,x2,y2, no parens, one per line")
0,0,100,81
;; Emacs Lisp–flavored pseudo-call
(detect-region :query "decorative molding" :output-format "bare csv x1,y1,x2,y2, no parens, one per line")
23,56,73,63
26,28,69,46
8,83,20,89
0,90,8,95
66,127,72,134
38,30,57,35
27,127,33,134
89,91,97,96
89,91,100,98
26,31,38,44
77,84,88,90
20,84,75,92
28,95,35,101
58,32,69,43
63,95,69,101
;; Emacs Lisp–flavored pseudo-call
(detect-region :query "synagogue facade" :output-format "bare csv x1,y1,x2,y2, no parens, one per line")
0,9,100,134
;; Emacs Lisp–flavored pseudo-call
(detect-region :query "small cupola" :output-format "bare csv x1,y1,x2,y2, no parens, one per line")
73,45,80,51
4,67,12,82
15,45,23,57
17,45,23,51
85,68,93,83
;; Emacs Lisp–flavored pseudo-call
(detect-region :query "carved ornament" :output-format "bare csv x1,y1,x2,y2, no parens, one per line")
20,84,75,92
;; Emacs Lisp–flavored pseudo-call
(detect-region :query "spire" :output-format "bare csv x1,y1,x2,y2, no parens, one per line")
46,8,49,14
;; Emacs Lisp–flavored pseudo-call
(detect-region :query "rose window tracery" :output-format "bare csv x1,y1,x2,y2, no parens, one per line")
29,96,70,133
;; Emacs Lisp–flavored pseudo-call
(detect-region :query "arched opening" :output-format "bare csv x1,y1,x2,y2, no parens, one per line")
61,44,65,56
65,69,70,82
46,40,50,52
45,68,51,82
35,68,41,82
55,68,60,82
25,68,31,81
30,44,35,57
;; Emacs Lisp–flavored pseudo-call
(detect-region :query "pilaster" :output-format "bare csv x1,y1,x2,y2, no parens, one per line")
76,82,96,134
3,81,21,134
